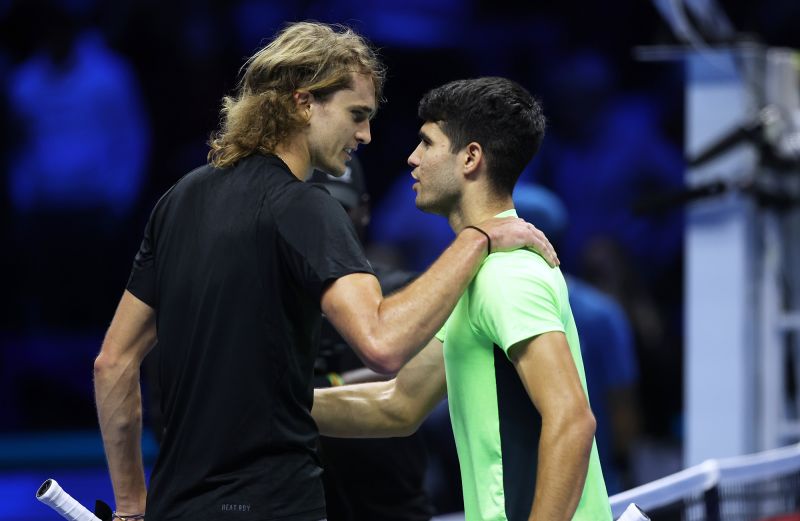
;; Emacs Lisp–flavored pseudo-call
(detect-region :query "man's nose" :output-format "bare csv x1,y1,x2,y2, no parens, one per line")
407,145,422,167
356,121,371,145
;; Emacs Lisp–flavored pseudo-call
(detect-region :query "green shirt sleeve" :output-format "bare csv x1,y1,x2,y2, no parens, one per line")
472,250,566,357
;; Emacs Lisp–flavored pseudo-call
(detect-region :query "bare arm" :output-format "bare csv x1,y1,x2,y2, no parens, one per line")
510,332,596,521
322,218,557,373
340,366,392,385
94,290,157,516
313,337,446,438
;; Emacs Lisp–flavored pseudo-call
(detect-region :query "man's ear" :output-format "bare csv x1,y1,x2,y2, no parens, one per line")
463,142,483,177
293,90,314,120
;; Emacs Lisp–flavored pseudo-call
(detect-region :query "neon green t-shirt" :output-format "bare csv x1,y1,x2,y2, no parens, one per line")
435,209,612,521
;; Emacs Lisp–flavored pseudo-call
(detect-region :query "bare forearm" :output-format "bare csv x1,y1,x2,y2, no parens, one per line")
529,413,596,521
94,352,147,514
324,218,557,374
314,338,446,439
313,382,416,438
369,229,486,370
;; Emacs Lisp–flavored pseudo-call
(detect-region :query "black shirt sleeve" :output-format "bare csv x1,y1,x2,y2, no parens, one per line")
275,186,374,301
126,207,157,307
127,177,184,308
127,181,182,308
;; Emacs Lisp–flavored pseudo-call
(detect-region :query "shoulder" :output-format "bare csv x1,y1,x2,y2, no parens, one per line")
267,178,354,242
225,155,336,209
470,249,566,314
156,163,215,204
476,249,559,288
469,250,568,349
273,180,346,222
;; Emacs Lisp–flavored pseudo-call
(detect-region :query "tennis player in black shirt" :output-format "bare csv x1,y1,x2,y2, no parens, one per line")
93,21,558,521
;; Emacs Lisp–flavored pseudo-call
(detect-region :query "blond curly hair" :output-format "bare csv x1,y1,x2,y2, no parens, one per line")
207,22,386,168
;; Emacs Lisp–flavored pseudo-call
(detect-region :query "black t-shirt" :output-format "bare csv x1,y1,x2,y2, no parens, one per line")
127,153,373,521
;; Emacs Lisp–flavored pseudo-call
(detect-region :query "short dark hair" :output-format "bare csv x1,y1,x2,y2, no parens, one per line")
417,77,545,195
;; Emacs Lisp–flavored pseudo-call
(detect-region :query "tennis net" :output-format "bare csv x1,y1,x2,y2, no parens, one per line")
610,442,800,521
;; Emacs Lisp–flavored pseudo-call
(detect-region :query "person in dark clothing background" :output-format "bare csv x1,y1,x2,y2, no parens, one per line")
308,157,434,521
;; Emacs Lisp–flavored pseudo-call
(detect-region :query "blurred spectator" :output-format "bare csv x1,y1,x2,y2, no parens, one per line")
0,0,150,432
5,0,150,330
309,158,434,521
514,183,642,493
99,0,229,190
7,2,148,218
526,50,684,280
581,234,683,444
525,50,684,441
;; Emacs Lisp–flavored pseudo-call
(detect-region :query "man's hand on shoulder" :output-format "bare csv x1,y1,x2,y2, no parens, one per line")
470,217,559,267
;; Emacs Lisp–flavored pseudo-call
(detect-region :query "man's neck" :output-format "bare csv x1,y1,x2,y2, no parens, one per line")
447,191,515,234
273,136,311,181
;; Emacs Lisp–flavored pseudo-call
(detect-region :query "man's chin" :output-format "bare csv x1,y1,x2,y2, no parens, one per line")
315,158,347,177
414,197,442,216
317,165,345,177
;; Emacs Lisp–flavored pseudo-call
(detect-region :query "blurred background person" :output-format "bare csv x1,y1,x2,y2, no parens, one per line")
6,0,149,327
521,49,685,465
307,157,434,521
1,0,150,433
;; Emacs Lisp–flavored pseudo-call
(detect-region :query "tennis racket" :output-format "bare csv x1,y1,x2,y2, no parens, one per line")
36,478,111,521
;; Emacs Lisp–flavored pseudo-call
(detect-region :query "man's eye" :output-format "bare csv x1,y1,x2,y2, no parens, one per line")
352,112,367,122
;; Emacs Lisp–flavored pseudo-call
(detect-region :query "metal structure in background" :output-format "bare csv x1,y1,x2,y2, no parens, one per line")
683,45,800,465
647,0,800,465
758,48,800,455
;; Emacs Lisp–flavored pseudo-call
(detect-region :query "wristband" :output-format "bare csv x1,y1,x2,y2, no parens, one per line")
463,225,491,254
113,513,145,520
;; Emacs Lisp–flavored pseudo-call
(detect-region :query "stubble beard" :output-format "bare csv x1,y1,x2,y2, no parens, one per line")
415,189,458,217
315,153,347,177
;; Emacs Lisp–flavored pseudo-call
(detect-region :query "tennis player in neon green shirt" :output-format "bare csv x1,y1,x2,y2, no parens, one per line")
313,77,612,521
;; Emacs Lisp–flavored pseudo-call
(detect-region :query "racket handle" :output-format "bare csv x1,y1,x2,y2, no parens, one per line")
36,479,102,521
